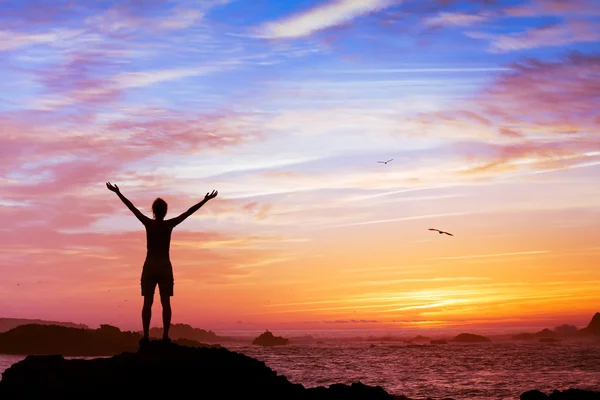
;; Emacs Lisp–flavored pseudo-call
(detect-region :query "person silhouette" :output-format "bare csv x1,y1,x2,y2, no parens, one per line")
106,182,218,346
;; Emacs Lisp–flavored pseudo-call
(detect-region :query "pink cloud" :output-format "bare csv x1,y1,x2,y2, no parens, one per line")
0,29,83,52
504,0,600,17
479,20,600,53
483,52,600,132
404,52,600,173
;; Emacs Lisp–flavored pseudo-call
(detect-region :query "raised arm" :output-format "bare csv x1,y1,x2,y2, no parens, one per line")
106,182,151,225
168,190,218,228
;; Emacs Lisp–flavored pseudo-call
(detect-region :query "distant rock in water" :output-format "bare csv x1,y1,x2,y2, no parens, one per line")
148,323,230,342
252,330,290,346
535,328,556,338
578,312,600,336
521,388,600,400
430,339,448,345
0,341,393,399
0,323,211,356
513,323,580,341
0,318,88,333
554,324,578,336
450,333,491,343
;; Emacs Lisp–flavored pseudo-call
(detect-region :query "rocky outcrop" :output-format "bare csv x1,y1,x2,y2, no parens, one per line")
578,312,600,336
0,341,393,399
148,323,231,342
554,324,578,336
449,333,491,343
0,318,88,333
252,330,290,346
536,328,556,338
0,323,211,356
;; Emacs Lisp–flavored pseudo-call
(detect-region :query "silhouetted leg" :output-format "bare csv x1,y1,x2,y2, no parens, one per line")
160,294,171,341
142,294,153,340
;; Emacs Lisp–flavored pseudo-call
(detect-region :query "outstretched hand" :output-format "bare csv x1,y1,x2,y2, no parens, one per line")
106,182,120,193
204,190,218,201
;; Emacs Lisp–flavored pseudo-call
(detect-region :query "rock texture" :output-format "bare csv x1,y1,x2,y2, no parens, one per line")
0,341,392,399
578,313,600,336
0,323,210,356
0,318,88,333
148,323,232,342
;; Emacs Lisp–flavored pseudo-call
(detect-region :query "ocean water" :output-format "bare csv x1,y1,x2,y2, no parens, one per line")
2,341,600,399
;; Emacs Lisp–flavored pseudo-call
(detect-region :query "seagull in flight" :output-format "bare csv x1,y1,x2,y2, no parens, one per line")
429,228,453,236
377,159,394,164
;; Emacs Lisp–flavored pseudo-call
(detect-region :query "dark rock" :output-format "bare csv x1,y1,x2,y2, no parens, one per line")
521,390,549,400
554,324,578,336
578,312,600,336
0,323,210,356
0,318,88,333
252,330,290,346
148,323,231,342
449,333,491,343
0,341,394,399
535,328,556,338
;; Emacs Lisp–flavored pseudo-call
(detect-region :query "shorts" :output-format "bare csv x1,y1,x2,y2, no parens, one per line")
141,267,174,297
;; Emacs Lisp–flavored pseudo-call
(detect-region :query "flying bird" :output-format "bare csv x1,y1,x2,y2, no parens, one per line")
377,159,394,164
429,228,453,236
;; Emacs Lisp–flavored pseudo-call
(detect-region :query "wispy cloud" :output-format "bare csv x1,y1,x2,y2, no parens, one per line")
504,0,600,17
469,21,600,53
328,212,467,228
430,250,550,260
255,0,395,39
425,12,490,28
0,28,83,52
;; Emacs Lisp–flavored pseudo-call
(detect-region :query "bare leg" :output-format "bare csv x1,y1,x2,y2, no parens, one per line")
160,294,171,340
142,295,153,340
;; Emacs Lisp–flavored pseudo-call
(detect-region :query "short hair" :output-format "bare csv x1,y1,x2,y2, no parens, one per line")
152,198,168,220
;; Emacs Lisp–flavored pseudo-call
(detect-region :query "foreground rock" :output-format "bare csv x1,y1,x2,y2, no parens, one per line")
0,324,212,356
521,389,600,399
0,341,392,399
252,330,290,346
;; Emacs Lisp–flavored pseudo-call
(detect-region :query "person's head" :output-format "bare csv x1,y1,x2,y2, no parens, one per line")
152,198,168,220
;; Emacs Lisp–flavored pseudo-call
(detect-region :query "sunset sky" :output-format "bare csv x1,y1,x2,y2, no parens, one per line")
1,0,599,334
